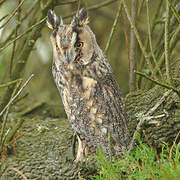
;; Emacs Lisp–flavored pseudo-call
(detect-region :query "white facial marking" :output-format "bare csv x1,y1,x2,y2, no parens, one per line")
56,34,61,49
71,32,77,46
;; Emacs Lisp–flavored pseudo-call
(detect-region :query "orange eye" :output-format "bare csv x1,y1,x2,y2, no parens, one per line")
56,44,60,51
75,41,83,48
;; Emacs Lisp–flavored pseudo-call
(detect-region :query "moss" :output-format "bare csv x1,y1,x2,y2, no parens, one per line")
1,85,180,179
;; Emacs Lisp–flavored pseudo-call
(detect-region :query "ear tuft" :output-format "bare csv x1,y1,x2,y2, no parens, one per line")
71,8,88,28
47,10,60,29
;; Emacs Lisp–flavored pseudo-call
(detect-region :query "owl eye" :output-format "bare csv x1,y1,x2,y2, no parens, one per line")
56,44,60,52
75,41,83,48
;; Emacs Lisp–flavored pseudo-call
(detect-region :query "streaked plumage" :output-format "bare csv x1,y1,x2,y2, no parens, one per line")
47,9,129,162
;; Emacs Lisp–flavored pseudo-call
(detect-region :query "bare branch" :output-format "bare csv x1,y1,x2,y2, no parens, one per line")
0,0,39,47
0,81,21,147
168,0,180,24
165,0,173,85
10,0,22,77
104,0,123,54
0,17,46,52
129,0,137,91
169,131,180,160
135,71,180,97
138,0,163,82
0,74,34,117
0,79,22,88
122,0,154,77
77,0,81,12
146,0,163,80
128,90,172,152
0,0,25,29
0,14,8,22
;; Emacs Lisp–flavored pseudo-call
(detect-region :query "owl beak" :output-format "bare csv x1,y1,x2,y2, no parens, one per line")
65,49,71,64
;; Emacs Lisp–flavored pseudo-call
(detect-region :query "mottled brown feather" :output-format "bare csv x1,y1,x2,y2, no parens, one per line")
48,9,129,162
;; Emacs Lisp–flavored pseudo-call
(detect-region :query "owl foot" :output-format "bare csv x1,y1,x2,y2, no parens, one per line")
73,135,86,163
74,135,84,162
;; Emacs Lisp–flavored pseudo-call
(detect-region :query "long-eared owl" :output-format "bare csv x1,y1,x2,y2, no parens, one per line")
47,9,129,162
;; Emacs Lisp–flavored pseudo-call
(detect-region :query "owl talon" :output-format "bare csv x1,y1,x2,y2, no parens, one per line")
74,135,85,162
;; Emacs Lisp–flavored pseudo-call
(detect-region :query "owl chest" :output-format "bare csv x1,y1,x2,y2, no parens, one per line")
61,73,98,117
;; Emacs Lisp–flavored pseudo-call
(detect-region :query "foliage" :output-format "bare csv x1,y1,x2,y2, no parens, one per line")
92,137,180,180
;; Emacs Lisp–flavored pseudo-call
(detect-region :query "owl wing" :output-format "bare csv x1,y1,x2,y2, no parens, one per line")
96,73,129,149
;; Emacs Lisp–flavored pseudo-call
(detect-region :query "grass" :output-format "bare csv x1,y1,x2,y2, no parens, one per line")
92,135,180,180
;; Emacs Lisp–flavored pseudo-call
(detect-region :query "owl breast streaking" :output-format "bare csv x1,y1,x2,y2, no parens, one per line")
47,9,129,162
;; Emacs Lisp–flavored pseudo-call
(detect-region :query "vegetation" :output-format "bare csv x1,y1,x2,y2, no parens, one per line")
93,133,180,180
0,0,179,179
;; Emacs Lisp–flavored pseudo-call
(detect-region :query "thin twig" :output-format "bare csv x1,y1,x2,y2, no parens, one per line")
145,90,171,116
168,0,180,24
165,0,173,85
121,9,130,71
17,102,45,117
0,79,22,88
135,71,180,97
122,0,154,77
138,0,163,84
143,131,173,180
153,1,180,76
77,0,81,12
169,130,180,160
0,0,25,29
170,24,180,51
129,0,137,91
0,14,8,22
128,90,172,152
143,130,163,167
10,0,21,77
9,36,17,77
104,0,123,54
146,0,163,80
13,92,29,105
0,0,39,47
153,23,180,76
151,0,163,33
143,114,165,121
0,18,45,52
8,168,28,180
0,74,34,117
0,81,21,147
5,118,25,142
137,0,144,16
1,110,10,148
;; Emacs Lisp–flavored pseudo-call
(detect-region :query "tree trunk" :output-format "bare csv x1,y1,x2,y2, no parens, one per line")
1,85,179,179
126,86,180,150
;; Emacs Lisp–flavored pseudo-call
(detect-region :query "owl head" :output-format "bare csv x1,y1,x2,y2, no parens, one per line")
47,9,97,66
